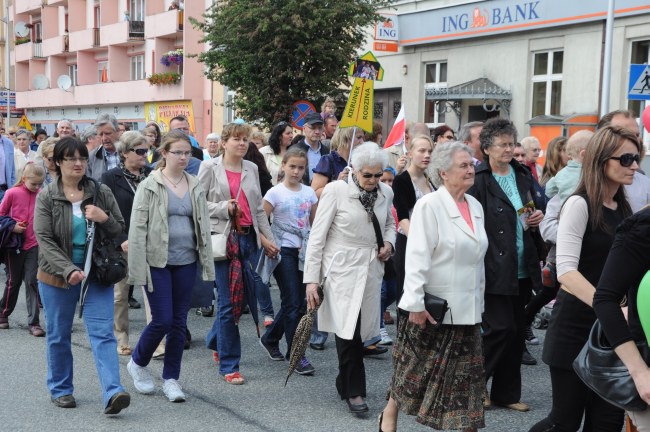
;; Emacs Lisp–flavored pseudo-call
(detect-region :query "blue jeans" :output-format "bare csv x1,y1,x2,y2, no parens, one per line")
206,232,261,375
310,313,329,345
380,278,397,328
39,279,124,407
132,262,196,380
251,245,274,317
262,247,305,358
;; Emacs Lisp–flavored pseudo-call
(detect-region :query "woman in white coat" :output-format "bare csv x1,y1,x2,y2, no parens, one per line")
379,141,489,432
305,142,396,414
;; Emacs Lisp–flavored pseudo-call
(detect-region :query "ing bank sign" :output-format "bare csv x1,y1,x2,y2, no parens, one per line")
398,0,650,46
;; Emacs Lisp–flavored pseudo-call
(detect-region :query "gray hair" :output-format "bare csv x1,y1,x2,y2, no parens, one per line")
57,118,74,130
520,136,540,151
79,125,97,144
350,142,388,170
15,128,31,138
458,121,484,143
94,113,118,131
116,131,148,161
206,133,220,141
429,141,474,188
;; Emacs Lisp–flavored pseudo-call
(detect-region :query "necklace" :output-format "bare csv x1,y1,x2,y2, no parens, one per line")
161,171,184,188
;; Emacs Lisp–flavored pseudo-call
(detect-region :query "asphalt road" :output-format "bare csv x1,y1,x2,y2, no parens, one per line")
0,280,556,432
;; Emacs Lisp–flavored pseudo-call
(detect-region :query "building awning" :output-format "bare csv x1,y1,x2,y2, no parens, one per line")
425,77,512,100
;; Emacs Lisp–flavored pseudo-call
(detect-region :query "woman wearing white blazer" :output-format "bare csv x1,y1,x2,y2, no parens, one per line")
380,141,489,432
304,143,396,415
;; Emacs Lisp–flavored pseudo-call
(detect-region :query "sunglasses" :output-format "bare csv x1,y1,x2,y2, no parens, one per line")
610,153,640,167
130,148,148,156
360,172,383,179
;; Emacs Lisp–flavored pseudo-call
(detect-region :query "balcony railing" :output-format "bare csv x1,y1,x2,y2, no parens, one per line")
92,28,100,47
32,42,45,59
128,21,145,40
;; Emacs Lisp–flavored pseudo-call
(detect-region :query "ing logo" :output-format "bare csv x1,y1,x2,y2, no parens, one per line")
471,8,489,28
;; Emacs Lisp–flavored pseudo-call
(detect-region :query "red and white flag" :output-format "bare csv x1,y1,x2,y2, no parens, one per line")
383,105,405,149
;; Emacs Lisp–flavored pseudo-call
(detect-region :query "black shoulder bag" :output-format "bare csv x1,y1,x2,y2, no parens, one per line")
89,179,128,285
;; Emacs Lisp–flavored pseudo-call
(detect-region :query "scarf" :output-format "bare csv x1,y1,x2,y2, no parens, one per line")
352,173,378,219
119,162,148,186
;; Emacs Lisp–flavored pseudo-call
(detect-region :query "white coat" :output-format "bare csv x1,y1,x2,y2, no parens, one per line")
399,186,488,325
259,145,282,186
303,179,396,341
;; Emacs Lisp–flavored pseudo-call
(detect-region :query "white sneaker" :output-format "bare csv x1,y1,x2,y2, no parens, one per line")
378,328,393,346
162,379,186,402
127,359,155,394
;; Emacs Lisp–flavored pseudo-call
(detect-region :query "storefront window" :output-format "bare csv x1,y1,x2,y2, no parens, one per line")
532,50,563,117
424,61,448,124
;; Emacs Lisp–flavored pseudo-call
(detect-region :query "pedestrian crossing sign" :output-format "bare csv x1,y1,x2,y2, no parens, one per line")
628,64,650,100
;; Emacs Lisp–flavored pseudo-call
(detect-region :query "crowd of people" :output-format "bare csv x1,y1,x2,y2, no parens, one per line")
0,103,649,432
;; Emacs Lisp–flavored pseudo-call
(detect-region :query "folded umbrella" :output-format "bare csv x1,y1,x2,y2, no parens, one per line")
285,251,345,386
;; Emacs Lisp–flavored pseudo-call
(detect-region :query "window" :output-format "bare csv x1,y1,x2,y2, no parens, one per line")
68,65,78,87
424,61,448,124
531,50,563,117
130,55,145,80
129,0,145,21
98,61,109,83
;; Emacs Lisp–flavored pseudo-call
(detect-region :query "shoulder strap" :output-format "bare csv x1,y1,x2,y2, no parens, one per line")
369,210,384,250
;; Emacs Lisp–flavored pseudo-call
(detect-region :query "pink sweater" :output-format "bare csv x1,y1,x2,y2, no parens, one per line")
0,184,39,250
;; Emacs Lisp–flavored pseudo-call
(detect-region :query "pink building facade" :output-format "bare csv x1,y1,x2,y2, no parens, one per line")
11,0,213,140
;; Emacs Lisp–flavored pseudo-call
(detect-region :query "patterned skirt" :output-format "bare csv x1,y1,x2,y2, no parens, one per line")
389,321,485,430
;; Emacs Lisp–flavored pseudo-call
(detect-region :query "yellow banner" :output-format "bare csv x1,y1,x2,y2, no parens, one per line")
144,101,195,133
339,78,374,133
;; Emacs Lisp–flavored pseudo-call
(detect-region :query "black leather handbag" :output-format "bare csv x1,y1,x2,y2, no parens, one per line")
424,292,450,329
573,320,650,411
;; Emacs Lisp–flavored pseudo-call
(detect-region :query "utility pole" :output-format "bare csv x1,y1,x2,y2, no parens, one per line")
600,0,615,118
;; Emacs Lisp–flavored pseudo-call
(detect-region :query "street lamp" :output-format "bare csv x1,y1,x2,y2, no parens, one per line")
1,5,10,126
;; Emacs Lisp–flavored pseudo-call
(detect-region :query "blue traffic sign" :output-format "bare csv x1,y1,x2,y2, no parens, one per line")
628,64,650,100
291,100,316,130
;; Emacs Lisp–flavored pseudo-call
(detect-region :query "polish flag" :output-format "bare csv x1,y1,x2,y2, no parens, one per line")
383,105,405,149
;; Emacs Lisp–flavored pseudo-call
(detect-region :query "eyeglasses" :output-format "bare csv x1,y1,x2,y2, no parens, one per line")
532,148,542,152
63,157,89,163
8,132,15,136
359,171,383,179
130,148,148,156
168,151,191,157
610,153,640,167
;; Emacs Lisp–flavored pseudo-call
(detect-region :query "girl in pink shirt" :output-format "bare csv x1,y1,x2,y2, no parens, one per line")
0,163,46,336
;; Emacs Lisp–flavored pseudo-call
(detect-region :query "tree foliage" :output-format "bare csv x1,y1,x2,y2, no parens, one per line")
191,0,392,127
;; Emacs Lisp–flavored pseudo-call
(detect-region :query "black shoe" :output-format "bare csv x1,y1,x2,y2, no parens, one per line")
346,398,369,414
310,342,325,351
295,357,315,375
104,391,130,415
525,325,540,345
196,306,214,317
51,394,76,408
522,348,537,365
128,297,141,309
363,345,388,356
184,328,191,350
259,338,284,361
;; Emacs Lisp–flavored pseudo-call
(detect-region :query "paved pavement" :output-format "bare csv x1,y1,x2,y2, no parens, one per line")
0,280,555,432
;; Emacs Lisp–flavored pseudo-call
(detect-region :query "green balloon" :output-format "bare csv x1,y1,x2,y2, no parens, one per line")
637,270,650,345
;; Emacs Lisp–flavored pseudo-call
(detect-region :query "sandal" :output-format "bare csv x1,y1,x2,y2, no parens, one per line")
118,346,132,356
213,351,220,364
223,372,245,385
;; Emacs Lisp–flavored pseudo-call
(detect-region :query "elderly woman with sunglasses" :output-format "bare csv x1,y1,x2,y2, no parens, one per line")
100,131,151,357
304,142,395,414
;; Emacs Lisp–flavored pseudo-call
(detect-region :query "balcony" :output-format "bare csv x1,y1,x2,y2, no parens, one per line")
145,10,183,39
101,21,145,46
32,42,46,60
69,28,100,52
42,35,68,57
15,0,43,14
15,42,32,63
16,78,186,109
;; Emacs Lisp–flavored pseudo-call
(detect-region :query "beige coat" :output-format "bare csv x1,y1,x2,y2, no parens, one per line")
197,156,272,248
303,180,396,341
399,186,488,325
259,145,282,186
128,170,215,287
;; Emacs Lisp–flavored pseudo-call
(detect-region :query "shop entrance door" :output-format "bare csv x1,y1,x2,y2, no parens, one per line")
374,89,402,146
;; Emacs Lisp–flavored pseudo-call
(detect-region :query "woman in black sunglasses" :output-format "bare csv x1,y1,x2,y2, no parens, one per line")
100,131,152,358
529,125,641,432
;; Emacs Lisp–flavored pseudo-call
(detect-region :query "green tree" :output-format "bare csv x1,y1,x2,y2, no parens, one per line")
191,0,392,127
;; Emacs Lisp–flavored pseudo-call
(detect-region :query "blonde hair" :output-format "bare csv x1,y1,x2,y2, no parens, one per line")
249,131,267,147
15,162,45,187
408,134,434,154
221,122,251,142
330,128,355,152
